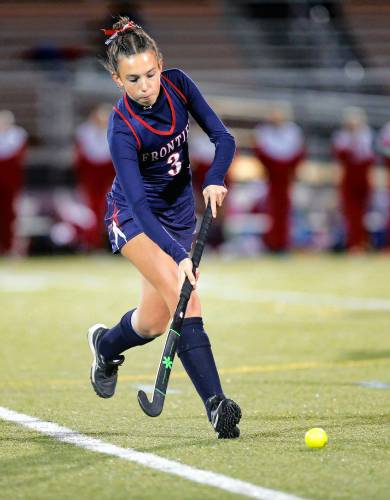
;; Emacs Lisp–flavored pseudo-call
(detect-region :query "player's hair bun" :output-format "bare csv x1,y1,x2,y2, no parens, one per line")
112,16,139,32
101,16,161,74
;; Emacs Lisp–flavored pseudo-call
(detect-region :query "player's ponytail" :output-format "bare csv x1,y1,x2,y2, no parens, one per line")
101,16,162,74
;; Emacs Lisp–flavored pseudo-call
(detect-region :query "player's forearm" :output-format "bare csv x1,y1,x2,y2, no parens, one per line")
202,132,236,188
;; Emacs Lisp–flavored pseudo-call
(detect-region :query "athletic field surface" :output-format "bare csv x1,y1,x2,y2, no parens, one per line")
1,254,389,500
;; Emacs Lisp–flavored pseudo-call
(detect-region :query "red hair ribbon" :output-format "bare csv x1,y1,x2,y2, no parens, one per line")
101,21,139,45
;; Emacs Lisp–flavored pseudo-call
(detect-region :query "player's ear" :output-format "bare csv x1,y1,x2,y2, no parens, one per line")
112,72,124,90
158,57,163,72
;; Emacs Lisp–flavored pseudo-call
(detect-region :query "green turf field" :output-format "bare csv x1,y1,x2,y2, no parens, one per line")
1,254,390,499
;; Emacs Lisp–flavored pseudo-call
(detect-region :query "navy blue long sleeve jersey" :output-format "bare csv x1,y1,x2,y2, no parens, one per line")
107,68,235,263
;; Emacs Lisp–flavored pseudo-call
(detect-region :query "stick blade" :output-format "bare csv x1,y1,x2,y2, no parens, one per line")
137,390,164,417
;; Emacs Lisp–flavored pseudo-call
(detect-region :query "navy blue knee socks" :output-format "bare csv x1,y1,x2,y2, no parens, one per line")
99,313,224,418
177,317,224,415
99,309,154,359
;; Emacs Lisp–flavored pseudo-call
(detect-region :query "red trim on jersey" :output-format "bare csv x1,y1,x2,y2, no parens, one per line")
161,75,188,104
113,106,141,150
124,82,176,136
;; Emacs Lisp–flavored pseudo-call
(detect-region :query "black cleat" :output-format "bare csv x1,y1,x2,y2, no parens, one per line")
206,395,242,439
87,324,124,399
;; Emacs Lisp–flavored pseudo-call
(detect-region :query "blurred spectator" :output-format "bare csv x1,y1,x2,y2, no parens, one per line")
0,111,27,255
377,121,390,169
254,103,305,252
377,121,390,247
222,155,267,256
332,107,375,252
74,104,115,250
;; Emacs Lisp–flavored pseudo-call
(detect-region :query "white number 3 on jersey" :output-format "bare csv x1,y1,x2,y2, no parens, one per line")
167,153,182,176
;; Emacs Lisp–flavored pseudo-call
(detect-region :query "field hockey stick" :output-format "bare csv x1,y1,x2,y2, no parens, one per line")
137,202,213,417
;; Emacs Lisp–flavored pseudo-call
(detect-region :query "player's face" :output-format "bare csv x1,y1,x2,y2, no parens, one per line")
113,50,162,106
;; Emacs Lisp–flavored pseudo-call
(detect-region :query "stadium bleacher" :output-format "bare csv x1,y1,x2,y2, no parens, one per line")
0,1,388,163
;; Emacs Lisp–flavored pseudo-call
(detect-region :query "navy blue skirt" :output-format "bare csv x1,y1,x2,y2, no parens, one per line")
105,192,196,255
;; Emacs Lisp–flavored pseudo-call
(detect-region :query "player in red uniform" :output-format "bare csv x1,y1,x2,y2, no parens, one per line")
378,122,390,170
332,108,374,251
0,110,27,255
254,103,305,252
377,121,390,247
87,19,241,438
74,104,115,250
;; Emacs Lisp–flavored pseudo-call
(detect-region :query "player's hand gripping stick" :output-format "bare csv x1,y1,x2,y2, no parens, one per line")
137,202,213,417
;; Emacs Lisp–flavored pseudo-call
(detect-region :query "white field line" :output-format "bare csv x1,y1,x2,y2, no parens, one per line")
0,406,304,500
201,283,390,312
2,269,389,312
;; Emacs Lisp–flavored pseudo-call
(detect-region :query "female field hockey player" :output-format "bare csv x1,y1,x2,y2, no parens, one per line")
88,18,242,438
